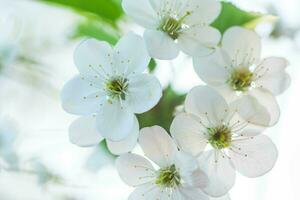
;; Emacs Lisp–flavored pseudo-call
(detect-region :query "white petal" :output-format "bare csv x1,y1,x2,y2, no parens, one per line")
96,102,136,141
178,26,221,57
106,117,139,155
193,48,230,86
61,75,106,115
114,33,150,76
175,151,209,189
255,57,291,95
210,194,231,200
144,30,179,60
170,113,208,156
116,153,155,187
127,74,162,114
69,116,103,147
183,0,221,25
139,126,177,167
222,27,261,67
122,0,159,29
128,183,170,200
185,86,229,126
177,186,210,200
230,94,272,127
74,39,114,76
229,135,278,178
248,88,280,126
198,150,236,197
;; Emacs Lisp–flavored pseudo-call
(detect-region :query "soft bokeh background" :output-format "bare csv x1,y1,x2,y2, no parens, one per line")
0,0,299,199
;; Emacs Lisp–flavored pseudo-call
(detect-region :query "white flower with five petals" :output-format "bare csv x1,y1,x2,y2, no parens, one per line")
116,126,222,200
122,0,222,60
171,86,278,197
61,33,162,154
194,27,291,126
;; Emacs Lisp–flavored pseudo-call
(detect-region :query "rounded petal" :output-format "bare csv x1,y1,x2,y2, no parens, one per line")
74,39,114,76
175,151,209,189
114,33,150,76
255,57,291,95
116,153,155,187
170,113,208,156
229,135,278,178
139,126,177,167
222,27,261,67
61,75,106,115
129,184,167,200
210,194,231,200
198,150,236,197
122,0,159,29
248,88,280,126
127,74,162,114
185,86,229,126
177,186,210,200
69,116,103,147
178,26,221,57
106,117,139,155
230,94,272,127
144,30,179,60
183,0,221,25
193,48,230,86
96,102,135,141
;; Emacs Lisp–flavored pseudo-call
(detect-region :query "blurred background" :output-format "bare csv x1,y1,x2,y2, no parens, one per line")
0,0,299,199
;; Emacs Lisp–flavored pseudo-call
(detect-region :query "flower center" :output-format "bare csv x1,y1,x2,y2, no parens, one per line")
227,67,253,92
156,164,181,188
159,12,190,40
208,125,232,149
105,77,129,100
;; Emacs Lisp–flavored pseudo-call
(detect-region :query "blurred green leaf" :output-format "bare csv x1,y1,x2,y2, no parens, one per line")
212,2,265,34
72,20,120,44
148,59,157,73
137,86,186,132
39,0,123,25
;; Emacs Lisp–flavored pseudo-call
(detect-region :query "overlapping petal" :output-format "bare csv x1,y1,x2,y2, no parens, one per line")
171,113,208,156
61,75,106,115
127,74,162,114
144,30,180,60
69,115,103,147
178,26,221,57
106,116,139,155
74,39,114,77
114,33,150,76
116,153,155,187
222,27,261,67
229,135,278,178
193,49,231,86
198,150,236,197
96,101,136,141
122,0,159,29
185,86,229,126
255,57,291,95
139,126,177,167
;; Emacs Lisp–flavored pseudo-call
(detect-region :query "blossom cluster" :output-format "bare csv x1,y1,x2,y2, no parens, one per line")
61,0,291,199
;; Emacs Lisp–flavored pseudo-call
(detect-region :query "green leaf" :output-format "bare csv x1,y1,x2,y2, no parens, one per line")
39,0,123,25
212,2,269,34
137,86,186,132
148,59,157,73
72,20,120,44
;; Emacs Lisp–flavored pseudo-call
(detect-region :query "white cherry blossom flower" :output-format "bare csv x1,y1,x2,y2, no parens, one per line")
171,86,278,197
122,0,222,60
61,33,162,154
116,126,214,200
194,27,291,126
